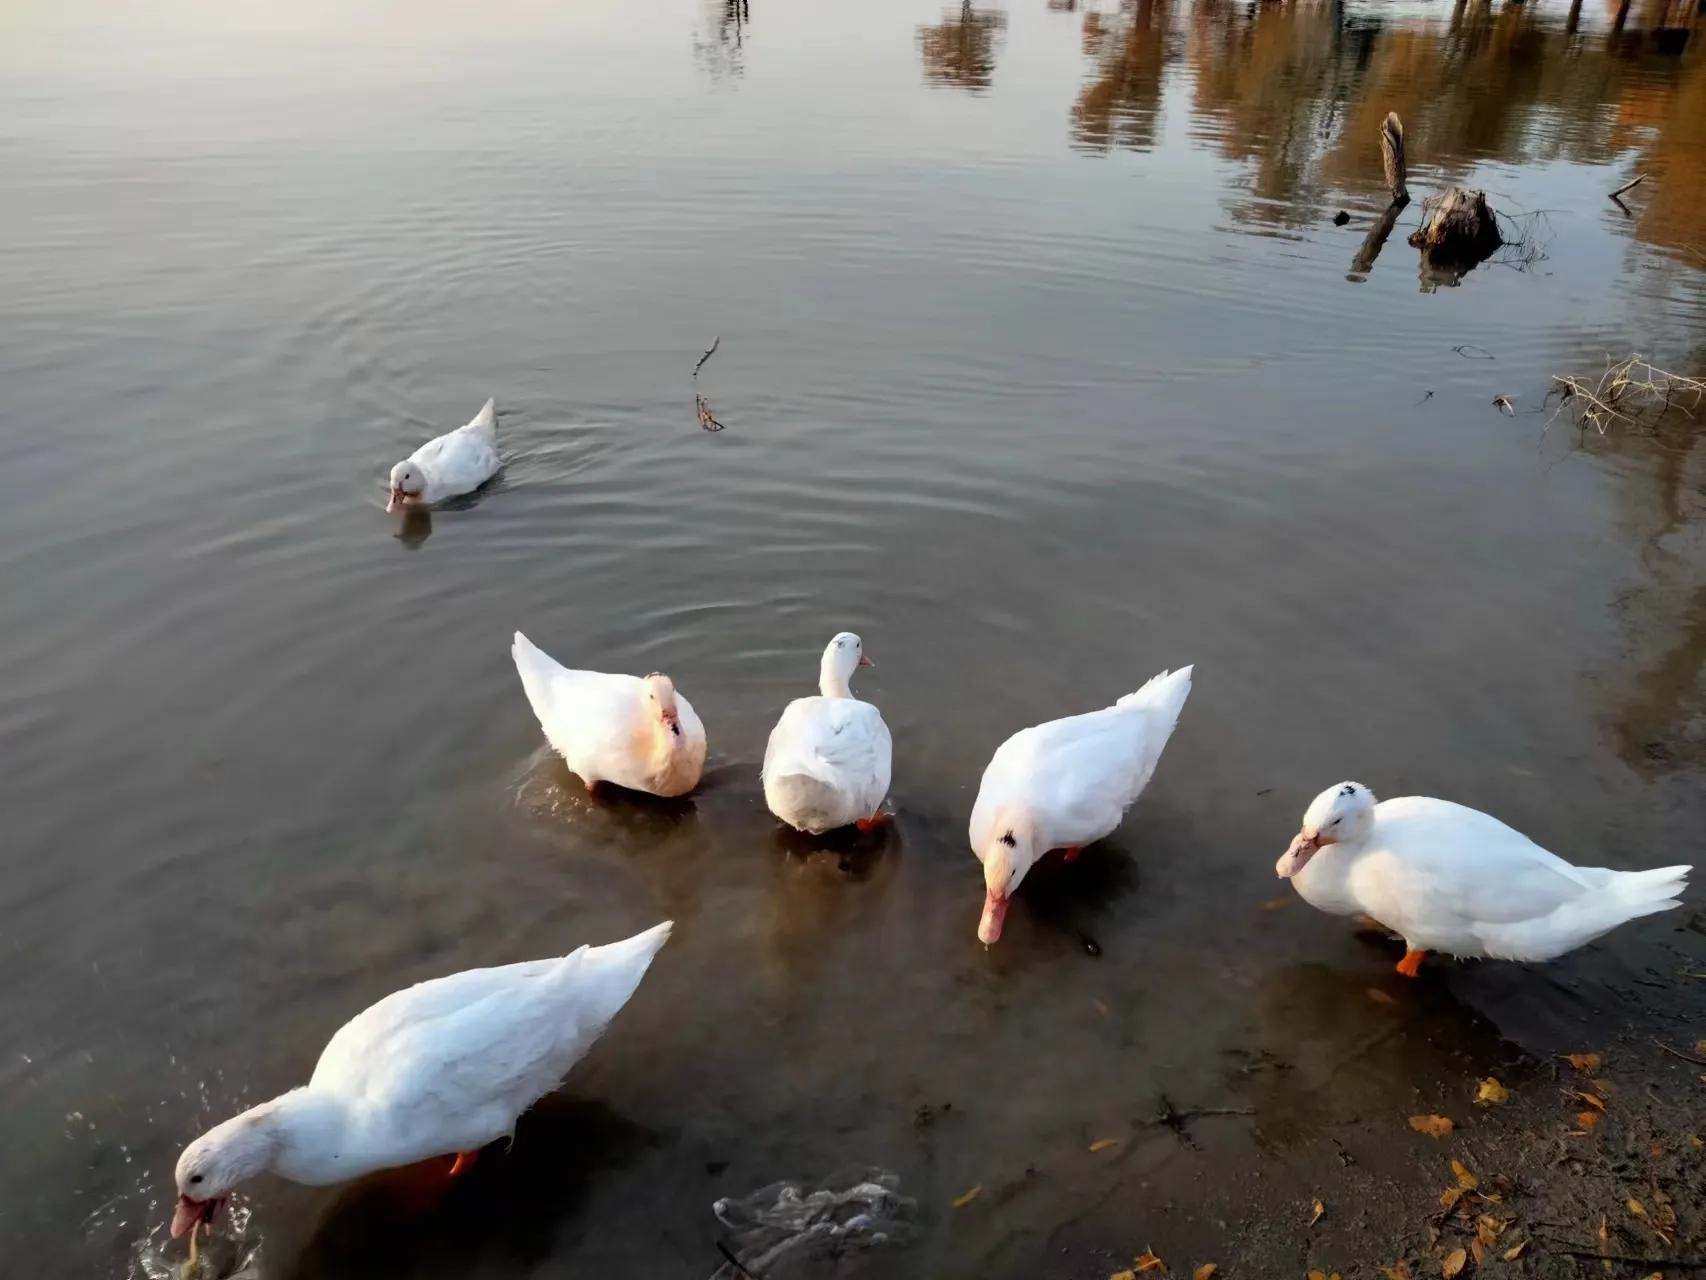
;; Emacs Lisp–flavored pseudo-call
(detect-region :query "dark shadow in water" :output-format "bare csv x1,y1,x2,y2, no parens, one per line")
518,755,702,840
1004,841,1138,955
767,815,895,873
281,1097,651,1280
697,0,753,82
394,507,433,549
918,1,1008,93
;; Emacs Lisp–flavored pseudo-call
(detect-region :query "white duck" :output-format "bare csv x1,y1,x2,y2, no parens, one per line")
762,632,892,834
1277,782,1691,976
169,920,672,1240
387,397,501,511
971,666,1193,945
512,632,707,797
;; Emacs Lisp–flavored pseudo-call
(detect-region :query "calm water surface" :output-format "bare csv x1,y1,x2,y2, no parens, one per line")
4,0,1705,1275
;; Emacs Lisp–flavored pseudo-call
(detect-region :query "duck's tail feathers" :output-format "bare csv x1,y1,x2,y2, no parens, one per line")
1482,865,1690,961
762,772,846,835
511,630,564,724
562,920,673,1029
470,397,497,431
1116,664,1194,729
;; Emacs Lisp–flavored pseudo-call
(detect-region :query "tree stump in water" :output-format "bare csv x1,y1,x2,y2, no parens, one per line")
1407,187,1502,263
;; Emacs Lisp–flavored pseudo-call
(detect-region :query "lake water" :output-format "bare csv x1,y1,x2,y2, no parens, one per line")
4,0,1705,1275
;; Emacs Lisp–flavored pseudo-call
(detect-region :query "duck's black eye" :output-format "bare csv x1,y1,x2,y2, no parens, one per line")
1339,784,1356,797
189,1174,204,1185
998,830,1016,848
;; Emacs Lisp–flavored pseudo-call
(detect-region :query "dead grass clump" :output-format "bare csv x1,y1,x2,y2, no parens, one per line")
1546,354,1706,434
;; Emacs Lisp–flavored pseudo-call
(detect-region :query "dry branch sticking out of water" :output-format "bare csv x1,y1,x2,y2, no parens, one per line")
1547,353,1706,435
692,334,727,431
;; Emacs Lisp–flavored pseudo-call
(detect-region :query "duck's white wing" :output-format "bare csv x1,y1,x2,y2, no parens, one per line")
513,632,645,765
411,399,499,501
764,698,891,803
1360,798,1601,929
312,923,671,1132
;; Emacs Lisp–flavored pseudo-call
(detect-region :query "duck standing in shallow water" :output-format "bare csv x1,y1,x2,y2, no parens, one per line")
511,632,707,797
169,921,672,1241
970,666,1193,945
386,397,500,512
1276,782,1691,976
762,632,892,834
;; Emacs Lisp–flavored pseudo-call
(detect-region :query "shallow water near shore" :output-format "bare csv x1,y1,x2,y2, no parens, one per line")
3,0,1705,1275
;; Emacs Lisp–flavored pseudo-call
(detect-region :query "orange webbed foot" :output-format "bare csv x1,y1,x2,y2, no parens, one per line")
1395,949,1427,978
856,812,890,832
448,1150,478,1178
1062,846,1083,864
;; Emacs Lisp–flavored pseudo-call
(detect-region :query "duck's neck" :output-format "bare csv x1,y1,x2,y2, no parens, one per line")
259,1088,356,1186
1292,840,1365,917
819,658,853,700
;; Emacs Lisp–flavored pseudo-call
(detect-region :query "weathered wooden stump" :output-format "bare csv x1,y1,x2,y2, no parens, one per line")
1407,187,1502,263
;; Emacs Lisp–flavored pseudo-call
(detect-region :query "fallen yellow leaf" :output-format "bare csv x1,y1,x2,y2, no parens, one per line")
1451,1159,1478,1190
1134,1252,1166,1273
1696,1039,1706,1057
1474,1077,1508,1106
1111,1272,1137,1280
1575,1110,1602,1132
1089,1138,1121,1153
1627,1198,1646,1216
1564,1052,1601,1073
1469,1238,1486,1267
1438,1186,1465,1211
1502,1240,1527,1261
1440,1247,1467,1279
1692,1134,1704,1148
1309,1198,1325,1226
1193,1266,1217,1280
1598,1214,1609,1248
952,1185,981,1209
1476,1215,1507,1246
1379,1264,1412,1280
1409,1115,1454,1138
1579,1092,1607,1112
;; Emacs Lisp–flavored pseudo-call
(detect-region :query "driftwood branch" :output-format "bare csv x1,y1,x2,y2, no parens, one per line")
1609,173,1646,202
1347,111,1411,280
1653,1037,1706,1066
693,335,722,379
1380,112,1409,203
692,335,727,432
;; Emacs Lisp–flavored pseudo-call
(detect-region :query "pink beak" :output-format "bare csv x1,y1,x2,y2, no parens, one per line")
386,487,407,513
978,891,1008,945
1276,831,1321,879
170,1194,221,1239
857,654,874,669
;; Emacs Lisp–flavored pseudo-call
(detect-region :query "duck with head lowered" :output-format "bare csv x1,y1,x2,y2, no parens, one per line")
970,665,1193,946
169,921,673,1243
386,397,501,512
1277,781,1690,976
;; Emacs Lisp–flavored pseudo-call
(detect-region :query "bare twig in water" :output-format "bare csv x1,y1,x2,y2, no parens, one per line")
693,335,722,379
1609,173,1647,201
696,395,726,432
1536,1235,1706,1271
1652,1037,1706,1066
692,335,728,431
1414,390,1434,406
1452,344,1496,360
1546,353,1706,435
717,1240,763,1279
1492,396,1516,416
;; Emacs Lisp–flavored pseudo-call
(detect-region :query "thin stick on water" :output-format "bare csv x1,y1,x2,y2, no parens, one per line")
1608,173,1647,201
692,335,727,431
693,335,721,379
182,1222,200,1279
